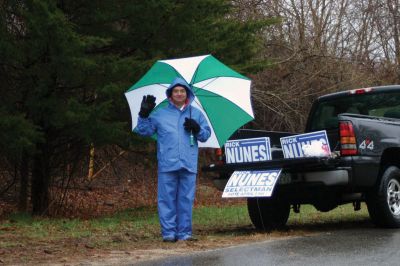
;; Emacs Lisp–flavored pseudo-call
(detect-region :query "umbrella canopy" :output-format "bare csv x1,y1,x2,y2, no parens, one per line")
125,54,254,148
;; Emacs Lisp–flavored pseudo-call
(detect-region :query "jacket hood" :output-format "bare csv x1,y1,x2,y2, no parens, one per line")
166,77,195,105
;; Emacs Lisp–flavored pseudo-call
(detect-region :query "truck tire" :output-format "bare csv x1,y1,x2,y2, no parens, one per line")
247,197,290,231
366,166,400,228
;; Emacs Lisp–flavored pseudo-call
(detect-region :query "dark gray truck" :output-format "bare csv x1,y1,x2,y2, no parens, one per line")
203,85,400,230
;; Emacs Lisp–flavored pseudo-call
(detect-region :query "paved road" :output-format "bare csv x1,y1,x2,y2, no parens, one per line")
135,227,400,266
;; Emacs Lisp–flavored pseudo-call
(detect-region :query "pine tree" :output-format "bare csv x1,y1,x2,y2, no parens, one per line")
0,0,274,215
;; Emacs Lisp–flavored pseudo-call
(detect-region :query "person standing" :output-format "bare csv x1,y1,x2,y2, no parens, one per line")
135,77,211,242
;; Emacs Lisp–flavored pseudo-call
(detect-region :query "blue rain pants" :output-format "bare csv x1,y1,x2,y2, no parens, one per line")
158,168,196,240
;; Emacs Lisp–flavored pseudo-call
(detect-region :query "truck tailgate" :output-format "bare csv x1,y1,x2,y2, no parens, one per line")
202,157,341,174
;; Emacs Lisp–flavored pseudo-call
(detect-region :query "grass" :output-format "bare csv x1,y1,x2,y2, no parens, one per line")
194,202,370,228
0,202,371,254
0,202,373,264
290,204,369,225
0,203,370,237
193,205,251,227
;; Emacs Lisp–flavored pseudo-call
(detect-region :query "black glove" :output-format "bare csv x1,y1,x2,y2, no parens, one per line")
184,118,200,134
138,95,156,118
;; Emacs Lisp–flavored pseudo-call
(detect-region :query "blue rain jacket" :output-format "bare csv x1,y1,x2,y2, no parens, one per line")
135,78,211,173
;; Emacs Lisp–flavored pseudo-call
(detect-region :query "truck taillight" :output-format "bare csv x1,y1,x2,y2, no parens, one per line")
349,87,373,94
215,148,224,164
339,121,357,156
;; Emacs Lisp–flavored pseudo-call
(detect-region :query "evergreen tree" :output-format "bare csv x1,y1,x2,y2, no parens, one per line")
0,0,275,215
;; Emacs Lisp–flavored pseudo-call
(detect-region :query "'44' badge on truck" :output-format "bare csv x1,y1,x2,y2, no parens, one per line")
359,138,374,150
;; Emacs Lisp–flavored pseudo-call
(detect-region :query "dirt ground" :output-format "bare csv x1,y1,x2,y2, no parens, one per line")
0,205,372,265
0,226,311,265
68,233,300,266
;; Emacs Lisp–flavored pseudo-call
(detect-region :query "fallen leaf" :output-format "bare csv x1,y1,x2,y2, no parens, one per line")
44,249,53,254
85,243,95,249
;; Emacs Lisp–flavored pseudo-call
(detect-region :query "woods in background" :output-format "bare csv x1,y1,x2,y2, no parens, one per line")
0,0,270,215
242,0,400,131
1,0,400,216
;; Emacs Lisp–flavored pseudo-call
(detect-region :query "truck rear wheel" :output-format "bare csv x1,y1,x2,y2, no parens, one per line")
247,197,290,230
366,166,400,228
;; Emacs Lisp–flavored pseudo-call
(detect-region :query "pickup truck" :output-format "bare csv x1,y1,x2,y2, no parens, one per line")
203,85,400,230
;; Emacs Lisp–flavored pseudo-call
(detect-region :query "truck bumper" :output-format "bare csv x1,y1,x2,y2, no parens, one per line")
211,168,351,191
289,169,349,185
203,157,352,191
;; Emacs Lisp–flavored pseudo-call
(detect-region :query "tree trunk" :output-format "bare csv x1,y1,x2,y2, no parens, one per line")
18,152,29,212
88,143,95,180
31,145,50,216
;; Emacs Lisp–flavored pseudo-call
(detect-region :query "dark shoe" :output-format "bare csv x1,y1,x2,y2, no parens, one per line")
163,238,177,243
182,236,198,241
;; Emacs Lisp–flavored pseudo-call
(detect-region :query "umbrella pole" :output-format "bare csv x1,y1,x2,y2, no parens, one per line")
190,106,194,146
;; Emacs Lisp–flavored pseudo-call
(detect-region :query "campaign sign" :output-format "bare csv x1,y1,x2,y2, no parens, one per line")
222,169,282,198
225,137,272,164
280,130,331,159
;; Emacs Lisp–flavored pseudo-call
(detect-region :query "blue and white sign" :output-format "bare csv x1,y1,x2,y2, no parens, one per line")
280,130,331,159
225,137,272,164
222,169,282,198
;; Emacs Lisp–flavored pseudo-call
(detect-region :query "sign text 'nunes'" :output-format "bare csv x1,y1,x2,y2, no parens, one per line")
280,130,331,159
222,169,281,198
225,137,272,164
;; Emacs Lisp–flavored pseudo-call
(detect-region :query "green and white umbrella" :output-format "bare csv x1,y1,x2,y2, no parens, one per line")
125,54,254,148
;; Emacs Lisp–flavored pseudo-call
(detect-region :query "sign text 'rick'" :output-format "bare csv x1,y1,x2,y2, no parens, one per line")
280,130,331,159
225,137,272,164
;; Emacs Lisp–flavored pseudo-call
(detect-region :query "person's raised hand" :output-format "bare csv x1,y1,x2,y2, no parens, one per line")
183,118,200,134
138,95,156,118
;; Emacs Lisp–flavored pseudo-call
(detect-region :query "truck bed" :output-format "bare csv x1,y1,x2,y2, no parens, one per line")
203,156,340,173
